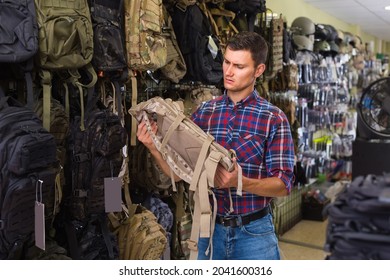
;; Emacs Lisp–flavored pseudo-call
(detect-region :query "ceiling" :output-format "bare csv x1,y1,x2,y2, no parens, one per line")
302,0,390,42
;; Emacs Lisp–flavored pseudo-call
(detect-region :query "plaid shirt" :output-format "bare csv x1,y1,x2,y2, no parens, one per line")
191,90,295,215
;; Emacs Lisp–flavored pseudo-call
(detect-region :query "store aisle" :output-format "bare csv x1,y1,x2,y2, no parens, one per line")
278,219,329,260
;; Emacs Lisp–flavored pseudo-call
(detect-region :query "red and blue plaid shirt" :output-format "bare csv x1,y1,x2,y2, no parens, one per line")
191,90,295,215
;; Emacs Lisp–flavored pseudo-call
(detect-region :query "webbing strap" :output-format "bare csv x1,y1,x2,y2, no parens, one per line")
160,113,186,158
25,71,34,109
188,184,201,260
188,151,242,260
113,80,123,125
198,171,211,238
187,141,220,261
130,73,138,146
77,83,85,131
236,163,243,196
98,215,115,259
170,168,178,192
174,182,185,219
53,173,62,224
62,83,70,116
188,134,214,192
204,150,223,187
41,70,52,131
188,170,217,260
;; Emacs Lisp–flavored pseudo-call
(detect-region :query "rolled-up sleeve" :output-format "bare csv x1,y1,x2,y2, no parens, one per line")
266,113,295,194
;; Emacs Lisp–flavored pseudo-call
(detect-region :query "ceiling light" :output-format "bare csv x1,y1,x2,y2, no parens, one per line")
385,6,390,10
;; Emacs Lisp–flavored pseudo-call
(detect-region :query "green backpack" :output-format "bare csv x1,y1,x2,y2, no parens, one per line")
34,0,97,132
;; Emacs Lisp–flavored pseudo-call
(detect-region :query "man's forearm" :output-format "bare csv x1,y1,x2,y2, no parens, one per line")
242,176,288,197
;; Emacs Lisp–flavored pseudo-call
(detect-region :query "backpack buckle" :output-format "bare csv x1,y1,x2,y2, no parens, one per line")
175,2,187,12
73,153,91,163
73,189,88,197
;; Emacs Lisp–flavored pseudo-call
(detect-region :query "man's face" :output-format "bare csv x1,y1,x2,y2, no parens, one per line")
223,48,264,93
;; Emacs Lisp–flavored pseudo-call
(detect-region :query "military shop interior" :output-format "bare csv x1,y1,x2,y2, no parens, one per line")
0,0,389,260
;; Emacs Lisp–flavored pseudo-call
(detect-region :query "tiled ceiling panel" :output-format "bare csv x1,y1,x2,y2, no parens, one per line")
302,0,390,42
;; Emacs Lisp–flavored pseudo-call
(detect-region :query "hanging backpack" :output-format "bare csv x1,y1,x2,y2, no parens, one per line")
0,0,39,108
169,3,224,85
159,5,187,84
89,0,127,76
88,0,128,123
34,97,70,213
260,13,284,81
125,0,168,72
52,98,127,260
34,0,97,132
64,103,127,222
116,205,168,260
0,96,60,259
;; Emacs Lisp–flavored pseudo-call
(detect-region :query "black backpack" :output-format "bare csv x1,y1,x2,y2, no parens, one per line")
170,3,223,85
62,101,127,222
0,96,60,259
88,0,127,76
0,0,39,108
54,98,126,259
88,0,127,122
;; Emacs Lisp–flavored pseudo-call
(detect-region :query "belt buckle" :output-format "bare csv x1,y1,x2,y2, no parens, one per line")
221,216,238,227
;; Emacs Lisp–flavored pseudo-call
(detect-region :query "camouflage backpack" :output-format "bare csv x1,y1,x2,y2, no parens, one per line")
256,12,284,81
159,4,187,84
114,205,168,260
129,96,242,260
125,0,167,71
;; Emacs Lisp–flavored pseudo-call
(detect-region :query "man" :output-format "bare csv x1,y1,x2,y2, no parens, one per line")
137,31,295,260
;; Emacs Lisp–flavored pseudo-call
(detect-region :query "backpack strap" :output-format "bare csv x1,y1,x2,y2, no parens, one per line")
64,221,82,259
97,214,115,260
67,65,98,131
160,113,186,157
187,149,243,260
130,72,138,146
24,61,35,110
40,69,52,131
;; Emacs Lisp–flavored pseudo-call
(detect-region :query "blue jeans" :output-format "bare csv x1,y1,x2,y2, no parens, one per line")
197,213,280,260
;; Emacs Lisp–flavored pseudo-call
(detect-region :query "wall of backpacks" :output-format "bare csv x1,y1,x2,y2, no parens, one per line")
0,0,386,260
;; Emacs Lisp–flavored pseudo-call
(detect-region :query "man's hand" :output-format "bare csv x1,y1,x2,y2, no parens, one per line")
214,158,239,189
136,120,158,152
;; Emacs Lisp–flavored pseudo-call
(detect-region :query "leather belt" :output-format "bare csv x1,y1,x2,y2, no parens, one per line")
216,207,269,228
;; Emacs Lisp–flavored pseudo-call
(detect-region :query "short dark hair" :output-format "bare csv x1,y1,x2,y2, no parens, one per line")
226,31,268,67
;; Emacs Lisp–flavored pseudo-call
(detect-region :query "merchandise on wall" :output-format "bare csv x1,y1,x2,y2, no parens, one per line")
1,0,388,260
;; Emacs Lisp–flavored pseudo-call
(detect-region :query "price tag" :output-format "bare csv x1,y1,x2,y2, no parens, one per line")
35,179,45,250
104,177,122,212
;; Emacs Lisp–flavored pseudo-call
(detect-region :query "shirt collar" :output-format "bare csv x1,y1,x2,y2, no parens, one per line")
223,89,259,107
